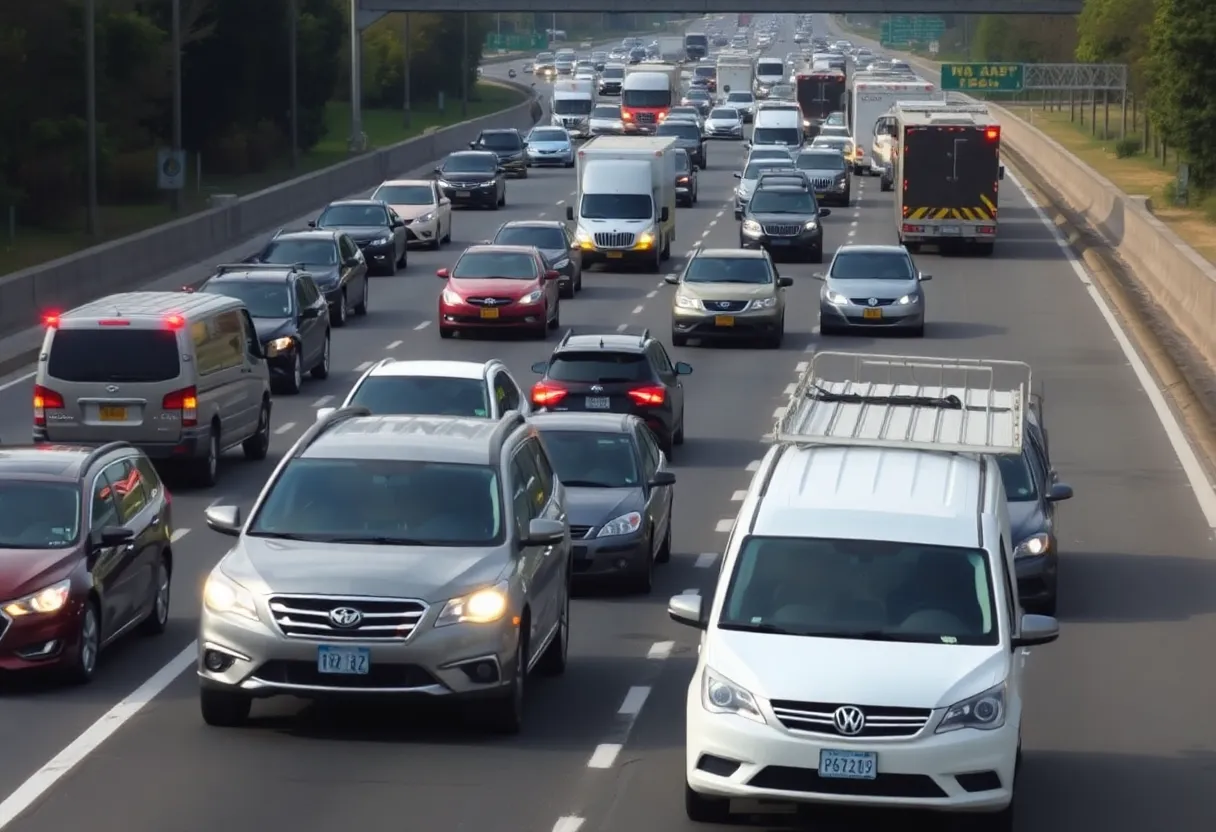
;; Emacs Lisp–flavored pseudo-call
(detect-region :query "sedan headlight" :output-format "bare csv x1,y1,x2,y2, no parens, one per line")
266,336,294,356
552,258,570,270
2,578,71,617
436,178,453,188
675,294,701,309
825,290,849,305
702,668,767,724
896,293,920,305
748,296,777,310
597,511,642,537
441,288,464,305
741,219,762,236
518,289,544,305
372,235,391,245
803,220,818,230
202,573,259,622
414,212,435,223
435,582,509,626
936,681,1006,733
1014,533,1051,558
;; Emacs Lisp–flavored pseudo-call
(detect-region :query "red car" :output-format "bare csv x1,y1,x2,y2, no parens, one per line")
437,244,562,339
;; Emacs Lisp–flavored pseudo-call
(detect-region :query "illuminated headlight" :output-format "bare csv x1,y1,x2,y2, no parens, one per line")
518,289,544,305
575,228,593,244
836,179,847,190
372,235,391,245
478,181,496,189
597,511,642,537
896,293,919,305
825,290,849,305
2,578,71,617
1014,533,1051,558
803,119,811,127
441,289,464,305
415,212,435,223
741,219,763,236
634,232,655,248
702,668,767,724
936,682,1006,733
436,179,453,188
435,582,509,626
675,294,701,309
266,336,294,356
748,296,777,310
759,86,770,94
803,220,818,230
202,573,259,622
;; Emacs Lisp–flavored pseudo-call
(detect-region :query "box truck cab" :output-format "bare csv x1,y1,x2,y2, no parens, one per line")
552,78,596,138
754,58,786,97
566,136,677,272
622,66,678,133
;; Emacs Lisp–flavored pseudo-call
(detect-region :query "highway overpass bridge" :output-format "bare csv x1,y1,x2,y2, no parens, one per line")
360,0,1081,12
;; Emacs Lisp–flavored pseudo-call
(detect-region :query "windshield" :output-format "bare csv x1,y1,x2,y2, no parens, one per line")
528,128,568,142
258,238,338,266
581,193,652,221
998,453,1039,502
602,67,624,79
494,226,566,249
685,34,708,47
694,66,716,78
668,108,699,119
317,204,386,227
536,52,554,62
771,85,795,98
248,459,502,546
709,108,738,120
797,152,846,171
831,251,915,280
684,256,772,284
718,536,999,646
442,154,496,174
743,160,793,180
813,138,852,153
819,126,849,137
685,90,709,101
657,123,699,140
545,351,650,382
0,482,81,549
749,190,815,213
202,281,292,318
757,61,784,75
749,149,792,161
674,152,690,172
372,185,433,206
555,51,574,61
452,252,537,279
478,133,522,150
753,127,802,147
622,89,671,107
538,430,640,488
348,376,490,418
727,92,754,103
554,99,593,115
591,105,620,118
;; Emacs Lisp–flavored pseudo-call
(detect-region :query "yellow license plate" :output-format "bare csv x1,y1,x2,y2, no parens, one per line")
99,406,127,421
862,308,883,320
715,315,735,327
480,307,499,319
606,251,624,259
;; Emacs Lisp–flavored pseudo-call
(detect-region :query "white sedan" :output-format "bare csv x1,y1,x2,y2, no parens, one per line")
704,107,744,140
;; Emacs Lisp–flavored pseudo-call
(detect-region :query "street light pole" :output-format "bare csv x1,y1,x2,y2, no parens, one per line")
85,0,99,236
171,0,183,212
288,0,299,167
348,0,363,152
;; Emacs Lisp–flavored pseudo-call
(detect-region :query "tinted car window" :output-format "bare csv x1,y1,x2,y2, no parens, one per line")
452,252,537,279
348,376,490,417
494,227,567,249
797,152,846,171
657,123,700,140
997,453,1038,502
479,132,522,150
529,129,568,142
0,482,80,548
373,185,433,205
201,281,292,318
685,257,772,284
442,154,497,173
317,204,387,226
540,430,640,488
709,108,738,120
749,190,815,213
591,105,620,118
546,351,651,382
259,239,338,265
830,252,915,280
48,329,181,383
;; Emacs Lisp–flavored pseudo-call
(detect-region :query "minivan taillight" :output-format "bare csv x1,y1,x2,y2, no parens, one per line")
163,386,198,427
33,385,64,426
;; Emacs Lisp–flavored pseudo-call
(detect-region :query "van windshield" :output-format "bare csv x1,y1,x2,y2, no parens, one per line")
752,127,802,147
580,193,652,221
47,329,181,383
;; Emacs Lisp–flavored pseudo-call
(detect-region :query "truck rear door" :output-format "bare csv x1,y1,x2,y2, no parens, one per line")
902,125,1000,221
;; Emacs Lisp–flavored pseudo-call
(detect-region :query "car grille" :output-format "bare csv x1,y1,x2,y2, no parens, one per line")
252,660,439,690
702,300,749,313
749,766,946,798
466,297,516,307
848,297,897,307
569,525,594,539
763,223,803,236
769,699,932,738
268,595,428,641
594,232,635,248
635,112,656,124
809,177,836,190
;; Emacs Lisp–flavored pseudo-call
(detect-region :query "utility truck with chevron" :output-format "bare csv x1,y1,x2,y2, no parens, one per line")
887,102,1005,256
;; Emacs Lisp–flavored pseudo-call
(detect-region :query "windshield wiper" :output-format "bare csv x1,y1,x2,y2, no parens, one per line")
718,621,804,635
560,479,621,488
323,535,433,546
245,531,327,542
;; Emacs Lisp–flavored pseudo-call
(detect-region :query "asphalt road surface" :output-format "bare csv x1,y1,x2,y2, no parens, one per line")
0,14,1213,832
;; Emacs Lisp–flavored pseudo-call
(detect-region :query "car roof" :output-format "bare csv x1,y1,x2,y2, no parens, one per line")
461,244,539,256
307,415,505,465
480,128,520,135
377,179,432,187
448,150,497,158
327,199,382,208
206,269,293,283
834,244,908,255
0,445,95,479
366,359,492,380
559,333,650,352
271,229,339,242
694,248,767,259
499,220,566,229
529,412,636,432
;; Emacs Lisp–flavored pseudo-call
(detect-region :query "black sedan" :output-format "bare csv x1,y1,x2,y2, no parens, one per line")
309,200,407,275
248,229,369,327
655,120,706,169
491,220,583,298
530,412,675,594
434,151,507,210
469,128,528,178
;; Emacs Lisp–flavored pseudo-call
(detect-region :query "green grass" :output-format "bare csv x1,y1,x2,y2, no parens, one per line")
0,81,525,277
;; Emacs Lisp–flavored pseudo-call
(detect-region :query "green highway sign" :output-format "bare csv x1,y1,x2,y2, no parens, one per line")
484,32,547,51
879,15,945,46
940,62,1025,93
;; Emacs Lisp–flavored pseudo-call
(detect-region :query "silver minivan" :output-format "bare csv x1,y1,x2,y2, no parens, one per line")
34,291,273,486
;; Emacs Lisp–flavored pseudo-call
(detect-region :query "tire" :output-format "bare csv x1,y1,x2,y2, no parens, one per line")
200,688,252,727
765,326,784,348
499,189,507,207
242,400,271,460
549,301,560,330
61,600,101,685
193,427,220,487
910,323,926,338
139,553,171,636
628,533,654,594
672,332,688,347
655,517,672,564
535,580,569,676
332,292,348,327
310,332,330,380
354,278,369,315
482,630,527,734
442,221,452,243
396,245,407,269
685,782,730,823
282,350,303,395
429,234,441,250
975,241,995,256
439,326,455,339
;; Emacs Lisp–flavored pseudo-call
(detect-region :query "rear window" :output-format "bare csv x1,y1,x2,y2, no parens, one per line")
48,328,181,383
546,351,652,383
347,376,490,418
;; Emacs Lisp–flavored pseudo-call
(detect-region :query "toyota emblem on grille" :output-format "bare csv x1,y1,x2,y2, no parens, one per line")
590,385,604,393
106,385,120,393
868,298,879,307
328,607,363,628
833,705,865,735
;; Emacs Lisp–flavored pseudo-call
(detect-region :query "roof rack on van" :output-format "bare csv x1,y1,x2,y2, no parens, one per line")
214,263,306,275
771,351,1029,456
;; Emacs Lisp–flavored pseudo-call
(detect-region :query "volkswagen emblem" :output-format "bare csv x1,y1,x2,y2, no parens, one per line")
868,298,879,307
328,607,363,628
590,385,604,393
833,705,866,735
105,385,120,393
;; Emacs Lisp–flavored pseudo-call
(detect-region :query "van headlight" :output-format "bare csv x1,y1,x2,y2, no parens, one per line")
635,231,655,248
575,227,593,243
436,582,509,626
936,682,1006,733
702,668,767,724
203,573,259,622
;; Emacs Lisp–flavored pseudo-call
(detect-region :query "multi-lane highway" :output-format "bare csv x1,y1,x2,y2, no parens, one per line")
0,13,1212,832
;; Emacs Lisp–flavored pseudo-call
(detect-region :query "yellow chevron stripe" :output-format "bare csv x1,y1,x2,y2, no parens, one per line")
934,208,952,220
980,194,997,214
959,207,976,221
973,206,992,221
909,207,929,220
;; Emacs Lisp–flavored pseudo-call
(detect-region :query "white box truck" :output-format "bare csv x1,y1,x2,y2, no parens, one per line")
566,136,678,272
552,78,596,138
849,78,936,176
657,36,684,63
716,57,754,102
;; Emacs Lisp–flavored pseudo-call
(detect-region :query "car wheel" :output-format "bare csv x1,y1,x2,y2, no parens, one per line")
396,245,407,268
536,579,569,676
685,782,730,823
549,300,560,330
429,233,441,250
575,270,583,291
655,517,672,563
672,332,688,347
139,554,171,636
765,326,784,349
628,531,655,594
310,332,330,379
439,326,455,339
559,280,574,299
911,323,926,338
242,400,271,460
354,279,369,315
333,292,348,327
482,630,526,734
200,688,252,727
282,350,303,394
192,427,220,487
61,600,101,685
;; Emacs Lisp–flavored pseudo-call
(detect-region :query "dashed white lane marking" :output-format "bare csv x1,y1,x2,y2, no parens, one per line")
796,361,808,372
646,290,657,299
616,323,628,332
746,459,762,471
852,211,861,218
556,199,565,205
731,490,747,501
783,382,796,395
715,518,734,533
354,361,374,372
170,528,190,543
700,229,710,237
386,340,403,349
587,744,622,768
274,422,296,435
631,305,644,314
847,229,857,237
716,209,725,217
312,395,333,407
619,685,651,716
553,817,585,832
773,406,787,418
538,212,547,218
648,640,675,659
413,321,431,331
804,342,817,351
695,552,718,568
708,219,717,227
850,220,858,227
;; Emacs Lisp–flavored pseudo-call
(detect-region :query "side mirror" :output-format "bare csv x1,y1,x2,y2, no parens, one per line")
732,172,742,179
812,272,826,280
544,270,560,280
663,273,680,285
391,219,404,228
525,517,566,545
299,306,320,319
999,165,1006,181
674,361,693,375
668,593,705,629
306,220,317,228
660,206,670,222
819,207,831,217
778,276,794,287
94,526,135,547
649,471,677,487
468,141,478,149
918,273,932,281
204,505,243,537
1047,482,1074,502
723,84,731,93
497,167,507,174
1012,613,1059,649
433,167,443,176
530,360,549,374
436,268,450,279
565,206,575,221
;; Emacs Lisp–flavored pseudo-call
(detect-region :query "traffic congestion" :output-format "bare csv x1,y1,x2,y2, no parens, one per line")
0,11,1211,832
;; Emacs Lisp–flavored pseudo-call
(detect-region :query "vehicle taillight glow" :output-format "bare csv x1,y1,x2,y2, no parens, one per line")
43,314,60,328
163,386,198,426
531,382,568,407
627,386,665,406
33,385,64,426
985,127,1000,141
98,319,130,326
164,314,186,329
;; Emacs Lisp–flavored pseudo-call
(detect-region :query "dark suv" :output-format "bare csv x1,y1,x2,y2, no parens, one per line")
470,128,528,178
655,120,707,169
0,442,173,683
739,177,831,262
529,330,692,455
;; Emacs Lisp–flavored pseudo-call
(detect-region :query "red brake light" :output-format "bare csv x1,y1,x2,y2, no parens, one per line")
163,386,198,427
531,382,567,408
627,386,665,406
164,314,186,329
43,314,60,328
985,127,1000,141
33,385,64,426
98,319,131,326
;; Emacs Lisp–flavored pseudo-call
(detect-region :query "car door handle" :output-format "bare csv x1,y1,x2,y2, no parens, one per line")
149,515,160,526
122,543,135,552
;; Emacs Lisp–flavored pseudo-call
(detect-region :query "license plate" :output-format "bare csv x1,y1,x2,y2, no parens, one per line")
940,225,961,235
818,749,876,780
715,315,735,327
480,307,499,319
585,396,610,409
99,406,127,422
317,645,369,675
606,251,624,259
862,308,883,320
768,238,789,246
456,190,471,198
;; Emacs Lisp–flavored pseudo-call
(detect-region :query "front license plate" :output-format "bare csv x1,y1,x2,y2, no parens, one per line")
317,645,369,675
819,749,877,780
862,308,883,320
99,406,127,422
606,251,624,259
480,307,500,319
456,190,471,198
940,224,961,235
768,238,790,246
715,315,735,327
585,396,610,409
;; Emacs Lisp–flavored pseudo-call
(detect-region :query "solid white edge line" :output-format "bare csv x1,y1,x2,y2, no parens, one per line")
746,460,761,471
694,552,718,568
553,817,585,832
0,371,34,394
169,528,190,543
631,305,643,314
0,643,197,828
617,685,651,716
730,490,747,501
1008,170,1216,529
647,640,674,659
587,743,622,768
273,422,295,435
